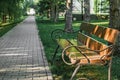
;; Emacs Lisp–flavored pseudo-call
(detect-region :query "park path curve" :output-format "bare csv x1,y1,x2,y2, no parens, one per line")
0,16,53,80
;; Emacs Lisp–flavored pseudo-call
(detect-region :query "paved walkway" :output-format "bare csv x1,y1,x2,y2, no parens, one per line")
0,16,53,80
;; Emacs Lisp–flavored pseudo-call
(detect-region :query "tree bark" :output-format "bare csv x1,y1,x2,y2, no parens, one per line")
54,5,59,22
50,3,55,22
2,15,6,23
50,1,59,22
109,0,120,54
84,0,90,22
64,0,73,32
109,0,120,30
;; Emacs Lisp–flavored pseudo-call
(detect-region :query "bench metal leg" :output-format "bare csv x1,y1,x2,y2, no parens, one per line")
52,45,59,64
70,65,81,80
108,59,112,80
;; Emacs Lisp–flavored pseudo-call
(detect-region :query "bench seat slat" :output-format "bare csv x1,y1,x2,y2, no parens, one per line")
70,56,106,65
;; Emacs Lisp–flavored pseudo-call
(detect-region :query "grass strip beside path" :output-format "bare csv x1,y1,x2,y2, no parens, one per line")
0,17,26,37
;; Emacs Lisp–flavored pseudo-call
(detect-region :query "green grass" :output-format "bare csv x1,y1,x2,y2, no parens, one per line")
0,17,26,37
35,17,120,80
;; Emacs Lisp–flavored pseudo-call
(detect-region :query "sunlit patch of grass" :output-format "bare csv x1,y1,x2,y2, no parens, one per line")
92,21,109,25
1,22,10,26
92,22,109,27
73,22,81,27
90,20,109,27
35,17,120,80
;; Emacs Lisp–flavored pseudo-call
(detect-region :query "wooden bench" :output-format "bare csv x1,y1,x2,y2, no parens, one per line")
51,22,119,80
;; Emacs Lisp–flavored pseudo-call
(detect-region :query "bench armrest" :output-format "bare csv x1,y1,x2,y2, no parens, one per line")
94,45,114,52
61,45,114,65
62,45,90,65
78,45,114,60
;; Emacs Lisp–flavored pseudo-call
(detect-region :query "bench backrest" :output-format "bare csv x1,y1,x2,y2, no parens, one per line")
78,22,119,56
80,22,119,44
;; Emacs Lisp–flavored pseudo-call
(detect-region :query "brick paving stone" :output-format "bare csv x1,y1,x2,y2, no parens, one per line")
0,16,53,80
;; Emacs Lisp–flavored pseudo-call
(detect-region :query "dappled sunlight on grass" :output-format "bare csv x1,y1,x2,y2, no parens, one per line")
73,23,81,27
92,22,109,27
90,20,109,27
0,22,10,26
92,21,109,25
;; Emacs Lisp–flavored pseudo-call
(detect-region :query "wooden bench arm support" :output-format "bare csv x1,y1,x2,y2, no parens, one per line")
62,45,114,65
62,45,90,65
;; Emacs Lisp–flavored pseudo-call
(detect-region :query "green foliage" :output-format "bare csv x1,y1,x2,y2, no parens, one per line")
0,24,14,37
0,16,26,37
37,0,50,14
0,0,28,23
94,0,100,13
36,16,120,80
94,0,109,13
36,0,65,17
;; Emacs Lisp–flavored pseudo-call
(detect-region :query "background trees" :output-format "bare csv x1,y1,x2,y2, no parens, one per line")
36,0,65,22
0,0,29,24
94,0,109,14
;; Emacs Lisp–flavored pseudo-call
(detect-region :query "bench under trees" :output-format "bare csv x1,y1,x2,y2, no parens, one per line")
51,22,120,80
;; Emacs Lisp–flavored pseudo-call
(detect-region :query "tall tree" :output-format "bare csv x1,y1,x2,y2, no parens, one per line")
36,0,65,22
64,0,73,32
109,0,120,53
0,0,28,23
50,0,58,22
37,0,50,17
84,0,90,22
81,0,84,20
51,0,65,22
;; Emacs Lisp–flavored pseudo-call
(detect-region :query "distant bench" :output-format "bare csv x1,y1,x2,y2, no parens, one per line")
51,22,119,80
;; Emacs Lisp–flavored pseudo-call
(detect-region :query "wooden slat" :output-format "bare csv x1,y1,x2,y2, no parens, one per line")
77,32,111,56
80,22,96,34
102,28,119,43
80,22,119,43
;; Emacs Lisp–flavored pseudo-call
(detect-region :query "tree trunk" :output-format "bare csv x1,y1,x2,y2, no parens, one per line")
47,9,50,18
64,0,73,32
84,0,90,22
109,0,120,54
81,0,84,20
50,3,55,22
50,2,59,23
54,5,59,22
2,15,6,23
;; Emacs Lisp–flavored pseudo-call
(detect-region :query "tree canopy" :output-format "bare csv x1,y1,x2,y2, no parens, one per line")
36,0,66,22
0,0,32,23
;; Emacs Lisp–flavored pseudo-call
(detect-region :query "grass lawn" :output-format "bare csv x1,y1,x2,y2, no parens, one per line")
35,16,120,80
0,17,26,37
